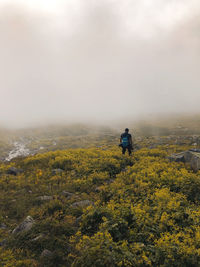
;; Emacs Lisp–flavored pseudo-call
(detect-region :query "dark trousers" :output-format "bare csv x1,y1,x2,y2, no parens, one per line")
122,145,132,156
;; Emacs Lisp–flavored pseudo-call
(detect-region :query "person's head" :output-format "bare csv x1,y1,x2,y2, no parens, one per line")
125,128,129,133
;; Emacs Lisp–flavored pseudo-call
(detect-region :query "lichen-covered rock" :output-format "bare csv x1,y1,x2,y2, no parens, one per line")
12,216,34,234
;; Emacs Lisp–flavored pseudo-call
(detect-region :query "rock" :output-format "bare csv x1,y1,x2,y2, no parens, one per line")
190,154,200,172
41,249,53,258
71,200,94,208
168,152,185,163
190,149,200,153
36,196,53,201
12,216,34,234
61,191,73,198
52,169,63,175
169,150,200,172
0,223,7,229
6,167,23,176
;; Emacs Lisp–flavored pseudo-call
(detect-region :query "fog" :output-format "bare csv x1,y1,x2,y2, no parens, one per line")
0,0,200,128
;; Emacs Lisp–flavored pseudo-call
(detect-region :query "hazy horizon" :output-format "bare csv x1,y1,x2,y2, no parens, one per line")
1,0,200,128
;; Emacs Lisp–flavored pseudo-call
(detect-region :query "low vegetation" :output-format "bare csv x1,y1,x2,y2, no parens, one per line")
0,143,200,266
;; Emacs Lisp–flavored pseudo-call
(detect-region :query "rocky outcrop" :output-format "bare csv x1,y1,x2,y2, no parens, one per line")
12,216,34,234
169,149,200,172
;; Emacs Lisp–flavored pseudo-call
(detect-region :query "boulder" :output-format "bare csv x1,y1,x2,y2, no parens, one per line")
71,200,94,208
7,167,23,176
12,216,34,234
190,154,200,172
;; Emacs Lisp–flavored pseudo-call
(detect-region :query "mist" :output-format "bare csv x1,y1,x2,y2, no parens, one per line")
0,0,200,128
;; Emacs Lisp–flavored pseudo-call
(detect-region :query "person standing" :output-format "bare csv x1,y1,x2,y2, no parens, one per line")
120,128,133,156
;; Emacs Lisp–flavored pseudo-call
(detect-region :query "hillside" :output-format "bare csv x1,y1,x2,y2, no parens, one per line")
2,116,200,162
1,143,200,266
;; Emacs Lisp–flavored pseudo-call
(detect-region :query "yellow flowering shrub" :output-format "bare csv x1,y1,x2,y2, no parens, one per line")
0,145,200,266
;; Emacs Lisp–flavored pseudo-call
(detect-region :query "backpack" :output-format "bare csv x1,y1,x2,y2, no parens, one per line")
122,136,129,148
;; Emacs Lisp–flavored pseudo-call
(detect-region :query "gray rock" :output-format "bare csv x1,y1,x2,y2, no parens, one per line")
6,167,23,176
168,152,185,163
0,223,7,229
12,216,34,234
184,151,194,162
41,249,53,258
71,200,94,208
36,196,53,201
190,154,200,172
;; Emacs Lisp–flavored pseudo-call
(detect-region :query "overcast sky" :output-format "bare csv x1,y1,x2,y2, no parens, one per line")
0,0,200,127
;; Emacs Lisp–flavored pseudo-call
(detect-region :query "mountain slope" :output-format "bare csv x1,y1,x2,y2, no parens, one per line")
1,145,200,266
